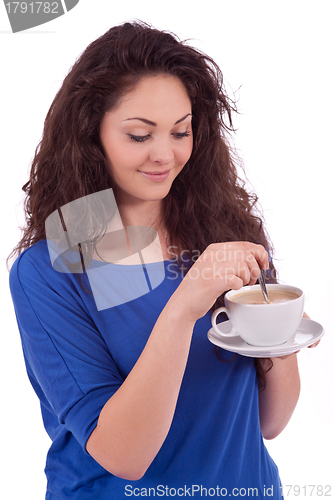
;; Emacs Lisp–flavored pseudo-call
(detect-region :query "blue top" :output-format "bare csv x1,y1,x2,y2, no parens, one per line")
9,240,282,499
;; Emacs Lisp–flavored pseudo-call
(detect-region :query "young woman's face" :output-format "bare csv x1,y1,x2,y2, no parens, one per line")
100,75,193,208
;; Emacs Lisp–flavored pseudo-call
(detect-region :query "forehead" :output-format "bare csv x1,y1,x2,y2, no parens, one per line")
110,75,192,120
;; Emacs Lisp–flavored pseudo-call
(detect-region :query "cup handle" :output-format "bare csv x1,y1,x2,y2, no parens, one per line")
211,307,238,337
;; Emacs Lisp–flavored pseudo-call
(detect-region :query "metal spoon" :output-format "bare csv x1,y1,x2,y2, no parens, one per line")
259,268,270,304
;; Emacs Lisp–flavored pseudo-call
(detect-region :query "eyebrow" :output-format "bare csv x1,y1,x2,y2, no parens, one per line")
124,113,192,126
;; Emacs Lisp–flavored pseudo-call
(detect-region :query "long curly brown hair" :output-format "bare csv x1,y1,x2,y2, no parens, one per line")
9,21,276,388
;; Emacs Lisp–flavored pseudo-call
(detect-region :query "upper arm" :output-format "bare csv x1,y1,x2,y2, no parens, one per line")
9,245,123,454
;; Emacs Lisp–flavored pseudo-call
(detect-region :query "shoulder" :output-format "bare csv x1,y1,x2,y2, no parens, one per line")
9,240,85,306
10,240,51,289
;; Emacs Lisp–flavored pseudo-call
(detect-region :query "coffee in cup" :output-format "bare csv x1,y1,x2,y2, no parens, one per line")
211,284,304,347
231,289,299,305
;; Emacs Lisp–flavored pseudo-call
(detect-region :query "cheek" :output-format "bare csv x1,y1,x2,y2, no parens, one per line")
105,141,144,173
180,140,193,164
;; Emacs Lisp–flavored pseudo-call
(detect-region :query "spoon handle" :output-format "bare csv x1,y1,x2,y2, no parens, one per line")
259,268,270,303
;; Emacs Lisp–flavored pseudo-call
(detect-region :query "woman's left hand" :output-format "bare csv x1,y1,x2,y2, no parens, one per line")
303,311,321,349
308,340,321,348
277,312,320,359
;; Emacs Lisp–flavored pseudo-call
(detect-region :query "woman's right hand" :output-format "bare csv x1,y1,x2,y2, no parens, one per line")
172,241,269,324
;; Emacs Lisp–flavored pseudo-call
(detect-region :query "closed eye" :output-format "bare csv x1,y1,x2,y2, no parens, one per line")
173,131,191,140
128,134,151,143
128,131,191,143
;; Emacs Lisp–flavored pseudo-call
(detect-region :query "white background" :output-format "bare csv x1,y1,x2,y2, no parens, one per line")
1,1,332,498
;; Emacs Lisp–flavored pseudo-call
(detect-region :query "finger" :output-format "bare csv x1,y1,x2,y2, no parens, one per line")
247,243,269,271
244,251,261,286
308,340,321,348
229,248,262,286
216,242,269,271
222,273,244,291
214,261,251,287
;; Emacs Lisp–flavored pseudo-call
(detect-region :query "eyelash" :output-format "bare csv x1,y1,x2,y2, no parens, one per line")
128,131,191,143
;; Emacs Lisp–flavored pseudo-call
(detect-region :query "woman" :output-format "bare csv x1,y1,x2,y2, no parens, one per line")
9,21,301,499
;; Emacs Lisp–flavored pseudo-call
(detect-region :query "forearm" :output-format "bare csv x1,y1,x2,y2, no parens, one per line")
86,242,269,479
258,353,300,440
86,294,196,480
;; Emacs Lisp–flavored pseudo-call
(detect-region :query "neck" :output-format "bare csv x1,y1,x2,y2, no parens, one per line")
115,198,173,261
94,197,171,263
116,198,164,231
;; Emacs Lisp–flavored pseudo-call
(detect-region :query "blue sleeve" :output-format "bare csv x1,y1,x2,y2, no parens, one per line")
9,243,124,452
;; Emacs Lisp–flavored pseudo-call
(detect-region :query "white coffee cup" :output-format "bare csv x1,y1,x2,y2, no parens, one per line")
211,284,304,347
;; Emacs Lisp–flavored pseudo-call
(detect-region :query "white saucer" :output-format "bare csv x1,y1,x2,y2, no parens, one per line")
207,318,324,358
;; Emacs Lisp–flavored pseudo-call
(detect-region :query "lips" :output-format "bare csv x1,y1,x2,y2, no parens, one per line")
139,170,171,182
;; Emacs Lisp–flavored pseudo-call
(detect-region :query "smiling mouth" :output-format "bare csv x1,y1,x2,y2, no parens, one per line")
139,170,171,182
139,170,170,175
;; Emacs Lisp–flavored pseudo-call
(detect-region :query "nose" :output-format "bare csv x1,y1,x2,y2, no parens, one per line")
149,137,174,165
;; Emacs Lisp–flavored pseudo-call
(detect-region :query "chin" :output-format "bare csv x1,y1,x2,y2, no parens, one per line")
141,185,173,201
